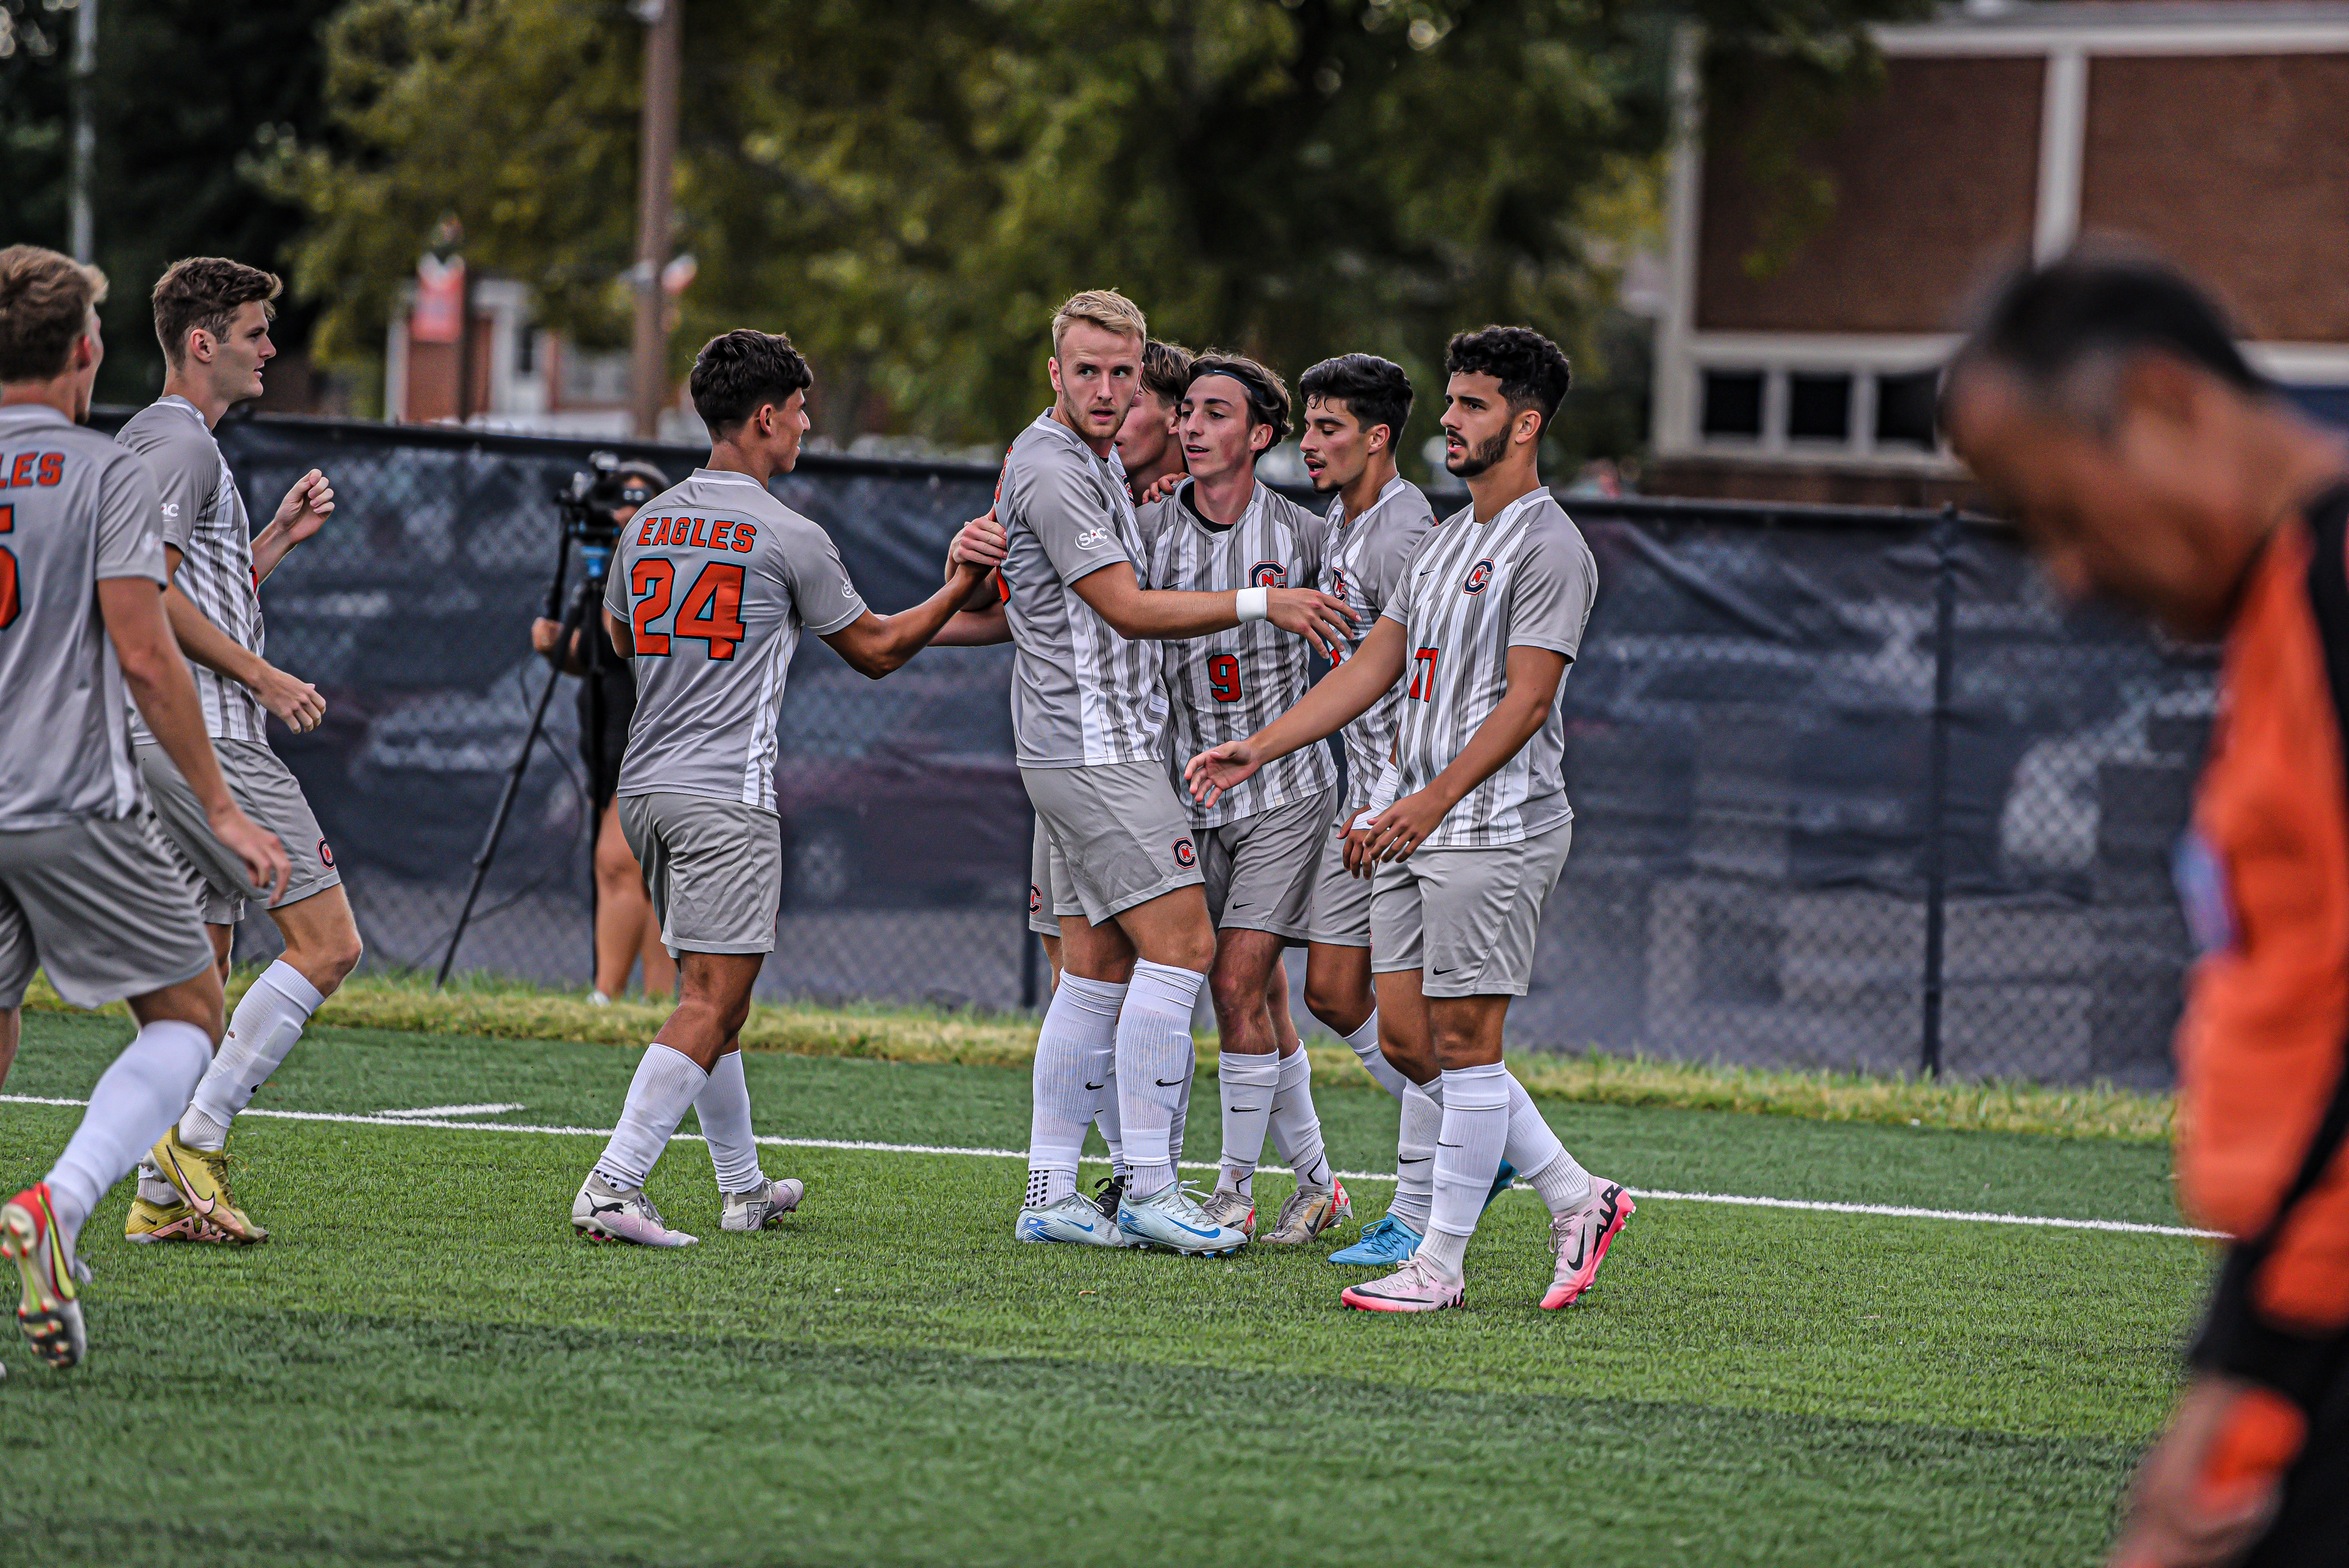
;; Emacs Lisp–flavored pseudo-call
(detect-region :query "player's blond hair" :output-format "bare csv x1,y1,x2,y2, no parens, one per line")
1050,290,1148,358
0,245,107,384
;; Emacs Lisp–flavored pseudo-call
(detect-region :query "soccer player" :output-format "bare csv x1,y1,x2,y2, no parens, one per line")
1186,326,1631,1312
1001,291,1351,1254
1139,353,1350,1245
0,244,288,1369
572,328,1004,1246
1288,352,1516,1268
1941,256,2349,1568
113,258,362,1246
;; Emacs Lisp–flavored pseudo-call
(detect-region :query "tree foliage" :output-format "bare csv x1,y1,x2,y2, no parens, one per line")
274,0,1919,460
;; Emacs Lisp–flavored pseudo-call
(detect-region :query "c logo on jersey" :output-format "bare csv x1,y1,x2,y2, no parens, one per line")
1250,561,1285,588
1328,569,1351,604
1463,559,1494,595
1029,883,1043,914
318,840,335,868
1075,526,1108,550
1172,837,1197,869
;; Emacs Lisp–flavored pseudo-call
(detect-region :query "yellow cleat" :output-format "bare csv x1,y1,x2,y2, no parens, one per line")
147,1127,267,1244
124,1195,233,1245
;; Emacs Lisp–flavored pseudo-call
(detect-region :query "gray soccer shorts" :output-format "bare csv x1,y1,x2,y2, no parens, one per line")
139,740,339,925
1370,818,1573,998
1022,761,1205,926
1028,817,1078,935
0,814,219,1010
1305,805,1376,948
619,792,783,958
1199,788,1336,942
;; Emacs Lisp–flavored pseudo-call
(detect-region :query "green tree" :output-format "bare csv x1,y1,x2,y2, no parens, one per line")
276,0,1918,465
2,0,343,406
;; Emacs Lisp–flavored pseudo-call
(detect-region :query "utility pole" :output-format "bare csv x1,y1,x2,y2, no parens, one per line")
68,0,98,263
629,0,682,441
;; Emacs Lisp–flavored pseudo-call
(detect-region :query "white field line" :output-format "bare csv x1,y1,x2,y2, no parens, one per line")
0,1093,2218,1240
374,1103,528,1120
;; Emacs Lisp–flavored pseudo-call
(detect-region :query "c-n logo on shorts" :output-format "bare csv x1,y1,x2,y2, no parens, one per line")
1172,837,1197,869
1462,559,1494,595
1029,882,1043,913
1250,561,1285,588
318,840,335,868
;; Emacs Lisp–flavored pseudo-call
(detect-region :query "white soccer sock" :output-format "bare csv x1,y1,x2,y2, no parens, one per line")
1342,1010,1409,1101
46,1020,212,1243
1387,1079,1442,1233
1093,1052,1128,1184
1504,1073,1593,1216
1166,1046,1195,1167
1215,1052,1280,1198
180,960,324,1151
1115,960,1206,1198
694,1051,764,1194
1025,973,1124,1207
1418,1063,1511,1278
591,1044,708,1191
1267,1048,1332,1191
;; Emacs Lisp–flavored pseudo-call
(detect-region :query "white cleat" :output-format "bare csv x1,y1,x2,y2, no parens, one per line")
1196,1186,1257,1240
571,1173,696,1247
721,1177,805,1233
1116,1184,1250,1256
1016,1192,1131,1246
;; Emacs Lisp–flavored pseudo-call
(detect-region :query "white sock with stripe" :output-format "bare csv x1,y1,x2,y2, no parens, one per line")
1504,1074,1592,1216
1417,1063,1511,1279
1386,1079,1442,1233
1215,1052,1280,1199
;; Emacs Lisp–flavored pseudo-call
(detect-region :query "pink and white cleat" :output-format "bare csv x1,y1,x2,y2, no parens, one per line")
1541,1180,1633,1310
571,1173,697,1247
1339,1254,1465,1314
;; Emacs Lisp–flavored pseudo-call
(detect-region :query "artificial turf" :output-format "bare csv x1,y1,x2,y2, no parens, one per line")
0,1011,2209,1566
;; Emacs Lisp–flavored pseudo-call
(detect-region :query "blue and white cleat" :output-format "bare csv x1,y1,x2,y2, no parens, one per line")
1484,1160,1517,1212
1116,1184,1249,1256
1017,1192,1130,1247
1328,1212,1423,1266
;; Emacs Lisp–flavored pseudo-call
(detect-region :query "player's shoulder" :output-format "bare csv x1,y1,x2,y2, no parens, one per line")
1002,412,1085,488
114,399,216,462
1381,478,1439,530
1258,483,1323,539
1521,493,1591,552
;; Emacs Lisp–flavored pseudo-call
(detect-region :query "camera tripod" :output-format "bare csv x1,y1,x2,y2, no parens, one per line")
435,529,620,986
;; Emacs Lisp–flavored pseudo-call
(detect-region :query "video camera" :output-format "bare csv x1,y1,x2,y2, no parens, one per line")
554,451,662,587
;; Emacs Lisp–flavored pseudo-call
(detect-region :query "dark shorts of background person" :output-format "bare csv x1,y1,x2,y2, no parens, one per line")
579,662,637,813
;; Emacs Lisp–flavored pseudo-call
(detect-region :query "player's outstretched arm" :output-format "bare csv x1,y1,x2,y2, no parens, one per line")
1185,618,1409,807
823,514,1009,677
157,544,326,733
1359,645,1567,863
1070,562,1355,655
252,468,334,583
100,577,290,901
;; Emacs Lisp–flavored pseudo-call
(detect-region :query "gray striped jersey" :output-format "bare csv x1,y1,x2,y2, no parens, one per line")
1142,480,1337,826
603,469,867,813
0,404,168,830
116,397,268,744
999,411,1168,769
1379,490,1596,849
1318,474,1438,817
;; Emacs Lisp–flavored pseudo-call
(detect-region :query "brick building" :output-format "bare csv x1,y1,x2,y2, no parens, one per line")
1648,1,2349,503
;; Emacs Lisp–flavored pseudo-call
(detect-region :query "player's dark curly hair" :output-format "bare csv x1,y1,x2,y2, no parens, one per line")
1186,352,1292,444
1298,354,1414,448
1444,326,1572,432
690,329,814,436
1140,340,1195,408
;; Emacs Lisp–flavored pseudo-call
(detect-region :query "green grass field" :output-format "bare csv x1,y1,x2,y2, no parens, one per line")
0,1009,2208,1566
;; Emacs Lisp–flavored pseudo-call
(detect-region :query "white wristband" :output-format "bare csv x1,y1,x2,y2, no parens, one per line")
1235,586,1269,623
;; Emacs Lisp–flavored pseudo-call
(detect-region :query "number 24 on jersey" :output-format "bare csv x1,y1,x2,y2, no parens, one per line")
631,557,748,659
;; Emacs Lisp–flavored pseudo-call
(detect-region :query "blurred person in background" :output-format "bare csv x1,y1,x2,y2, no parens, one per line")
532,460,677,1006
1944,253,2349,1568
